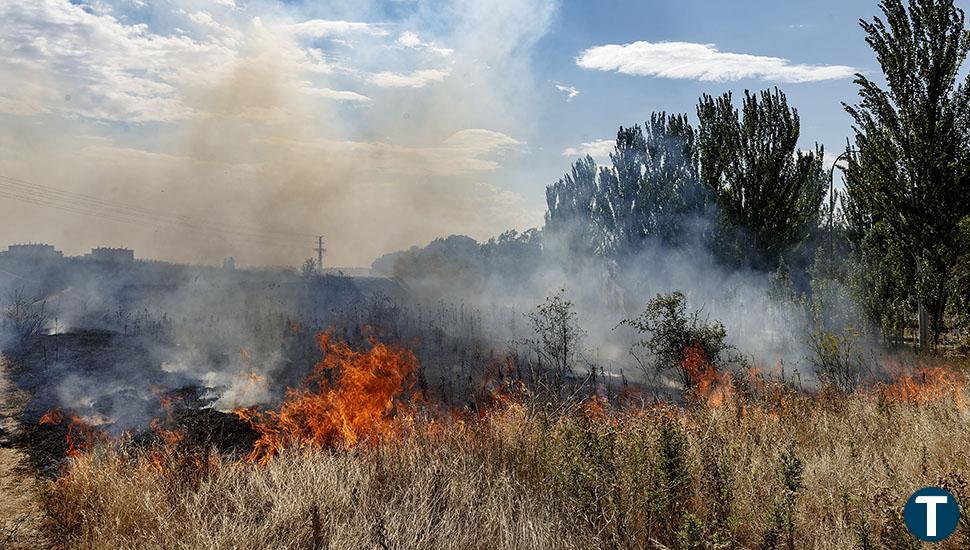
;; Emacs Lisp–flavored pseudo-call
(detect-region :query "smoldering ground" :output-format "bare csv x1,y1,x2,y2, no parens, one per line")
0,256,412,432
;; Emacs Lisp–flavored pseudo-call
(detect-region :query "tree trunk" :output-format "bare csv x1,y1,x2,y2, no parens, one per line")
918,301,928,352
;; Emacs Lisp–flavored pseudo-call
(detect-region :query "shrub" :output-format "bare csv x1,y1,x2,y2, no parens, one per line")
808,327,869,393
621,291,744,390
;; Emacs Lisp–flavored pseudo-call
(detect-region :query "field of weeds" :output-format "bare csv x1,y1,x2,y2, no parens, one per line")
43,372,970,549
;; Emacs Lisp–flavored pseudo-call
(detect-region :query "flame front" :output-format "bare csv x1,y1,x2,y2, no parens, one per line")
236,330,418,463
680,343,733,405
880,366,965,405
38,408,64,426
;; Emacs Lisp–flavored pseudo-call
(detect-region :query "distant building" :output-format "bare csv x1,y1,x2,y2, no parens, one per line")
85,247,135,263
0,243,64,260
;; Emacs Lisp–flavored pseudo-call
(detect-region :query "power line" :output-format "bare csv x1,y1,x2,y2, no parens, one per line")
0,174,314,241
0,173,315,246
315,235,326,272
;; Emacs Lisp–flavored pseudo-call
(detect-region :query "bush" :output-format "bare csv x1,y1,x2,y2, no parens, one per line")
621,291,744,390
808,327,869,393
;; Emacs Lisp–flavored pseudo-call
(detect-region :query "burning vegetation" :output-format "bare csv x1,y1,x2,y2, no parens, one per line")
2,0,970,548
29,335,970,549
235,330,420,463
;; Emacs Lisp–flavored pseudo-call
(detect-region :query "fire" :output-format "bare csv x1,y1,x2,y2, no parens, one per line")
880,366,965,405
37,408,104,457
39,408,64,425
65,415,106,457
582,394,609,420
236,330,418,463
680,343,733,406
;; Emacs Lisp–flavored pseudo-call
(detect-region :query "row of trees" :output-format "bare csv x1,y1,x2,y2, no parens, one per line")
545,0,970,348
841,0,970,346
373,0,970,350
545,89,827,273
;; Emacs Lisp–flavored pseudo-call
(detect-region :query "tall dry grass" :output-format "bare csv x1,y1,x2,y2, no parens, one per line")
43,385,970,549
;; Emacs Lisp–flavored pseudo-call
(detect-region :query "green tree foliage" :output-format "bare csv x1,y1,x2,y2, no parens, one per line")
620,291,743,389
597,114,709,254
696,88,827,270
545,113,709,258
545,155,603,255
527,289,586,385
843,0,970,344
547,93,825,272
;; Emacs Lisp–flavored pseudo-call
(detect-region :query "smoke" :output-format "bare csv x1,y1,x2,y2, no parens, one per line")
0,0,557,267
376,224,818,384
0,0,880,430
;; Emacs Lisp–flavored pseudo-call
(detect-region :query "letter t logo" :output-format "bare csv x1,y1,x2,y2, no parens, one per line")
916,495,949,537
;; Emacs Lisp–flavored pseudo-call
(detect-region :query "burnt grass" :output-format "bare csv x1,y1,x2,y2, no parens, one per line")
16,404,259,479
3,328,264,477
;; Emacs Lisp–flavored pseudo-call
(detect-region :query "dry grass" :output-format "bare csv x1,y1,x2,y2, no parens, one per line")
41,380,970,550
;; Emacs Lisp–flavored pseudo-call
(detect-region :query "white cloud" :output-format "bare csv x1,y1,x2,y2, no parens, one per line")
396,31,454,56
0,0,559,265
296,48,336,75
0,3,397,122
553,81,579,101
819,151,845,171
0,0,236,122
300,85,371,103
188,10,242,45
442,128,523,153
287,19,388,39
563,139,614,163
576,41,857,83
370,68,449,88
397,31,422,48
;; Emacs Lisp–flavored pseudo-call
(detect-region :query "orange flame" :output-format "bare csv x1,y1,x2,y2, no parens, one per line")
38,408,106,458
38,408,64,426
236,330,418,463
150,419,184,449
680,343,733,406
582,394,609,421
65,416,106,457
880,366,965,406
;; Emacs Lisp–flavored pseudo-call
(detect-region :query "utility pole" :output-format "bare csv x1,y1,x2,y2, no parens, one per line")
315,236,326,274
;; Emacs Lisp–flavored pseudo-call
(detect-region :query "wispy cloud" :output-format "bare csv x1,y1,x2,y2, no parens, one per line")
0,0,234,122
577,41,856,83
442,128,523,155
0,0,559,265
563,139,614,163
287,19,388,39
186,10,243,45
300,85,371,103
553,81,579,101
370,68,449,88
396,31,453,57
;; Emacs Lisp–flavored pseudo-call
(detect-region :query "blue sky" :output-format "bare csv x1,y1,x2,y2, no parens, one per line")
0,0,958,266
507,0,883,200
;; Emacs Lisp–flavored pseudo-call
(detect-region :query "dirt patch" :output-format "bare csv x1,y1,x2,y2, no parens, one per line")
0,358,49,549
